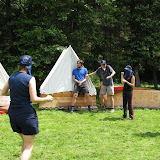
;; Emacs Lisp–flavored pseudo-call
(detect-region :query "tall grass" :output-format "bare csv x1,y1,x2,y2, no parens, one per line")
1,108,160,160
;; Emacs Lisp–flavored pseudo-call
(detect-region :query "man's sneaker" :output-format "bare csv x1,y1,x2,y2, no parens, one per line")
121,115,126,119
128,117,133,120
110,109,115,113
70,111,74,114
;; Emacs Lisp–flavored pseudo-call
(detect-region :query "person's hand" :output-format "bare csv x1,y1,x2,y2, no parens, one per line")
78,82,82,86
45,95,53,101
106,76,111,80
121,72,124,75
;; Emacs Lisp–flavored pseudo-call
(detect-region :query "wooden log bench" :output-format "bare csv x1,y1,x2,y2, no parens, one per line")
39,92,97,109
105,87,160,109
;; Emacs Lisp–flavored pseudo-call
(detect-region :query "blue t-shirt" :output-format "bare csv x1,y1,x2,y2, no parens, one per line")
9,72,33,105
72,67,88,82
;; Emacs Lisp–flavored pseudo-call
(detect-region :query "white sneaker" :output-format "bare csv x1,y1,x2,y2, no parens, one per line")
110,109,115,113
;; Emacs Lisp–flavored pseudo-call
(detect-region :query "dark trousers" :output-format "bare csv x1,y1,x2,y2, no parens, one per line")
123,91,134,118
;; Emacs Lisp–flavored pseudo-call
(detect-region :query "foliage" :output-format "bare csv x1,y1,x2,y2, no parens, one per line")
0,0,160,89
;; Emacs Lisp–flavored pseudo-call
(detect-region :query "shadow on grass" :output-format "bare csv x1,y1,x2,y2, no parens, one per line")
65,109,97,115
100,117,121,121
134,132,160,137
53,107,99,114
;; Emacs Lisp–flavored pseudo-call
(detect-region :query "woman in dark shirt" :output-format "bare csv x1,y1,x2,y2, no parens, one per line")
121,65,135,120
2,55,53,160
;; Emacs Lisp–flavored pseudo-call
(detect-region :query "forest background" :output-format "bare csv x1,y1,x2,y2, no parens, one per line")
1,0,160,90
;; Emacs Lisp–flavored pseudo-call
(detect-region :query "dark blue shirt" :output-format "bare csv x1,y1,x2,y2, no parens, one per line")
9,72,33,105
96,65,114,86
72,67,88,82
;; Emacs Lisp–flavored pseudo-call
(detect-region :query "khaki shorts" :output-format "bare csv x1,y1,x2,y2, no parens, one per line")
99,85,114,95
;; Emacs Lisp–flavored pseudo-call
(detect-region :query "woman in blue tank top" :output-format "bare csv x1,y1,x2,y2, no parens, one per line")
2,55,53,160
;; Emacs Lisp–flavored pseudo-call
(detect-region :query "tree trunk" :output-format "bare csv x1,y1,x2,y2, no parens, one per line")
152,67,158,90
134,63,140,87
149,47,158,90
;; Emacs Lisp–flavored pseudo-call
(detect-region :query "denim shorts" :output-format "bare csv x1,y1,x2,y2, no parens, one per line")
8,106,39,135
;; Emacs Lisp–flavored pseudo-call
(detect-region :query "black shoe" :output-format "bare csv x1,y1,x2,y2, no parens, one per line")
121,115,126,119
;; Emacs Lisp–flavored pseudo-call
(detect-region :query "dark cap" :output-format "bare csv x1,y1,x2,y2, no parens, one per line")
19,55,34,66
101,60,106,64
124,65,132,70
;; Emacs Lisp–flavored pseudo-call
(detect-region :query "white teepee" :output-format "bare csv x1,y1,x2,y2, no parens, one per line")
0,63,10,106
0,63,9,90
40,46,96,95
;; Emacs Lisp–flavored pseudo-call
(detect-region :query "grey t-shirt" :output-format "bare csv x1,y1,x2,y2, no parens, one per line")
96,65,114,86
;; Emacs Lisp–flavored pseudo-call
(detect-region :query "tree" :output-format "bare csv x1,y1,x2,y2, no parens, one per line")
0,0,68,88
118,0,160,87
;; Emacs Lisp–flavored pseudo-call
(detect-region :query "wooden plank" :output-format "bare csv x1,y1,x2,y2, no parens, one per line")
105,90,160,109
132,90,160,108
40,88,160,109
133,87,154,90
40,98,96,108
39,93,96,108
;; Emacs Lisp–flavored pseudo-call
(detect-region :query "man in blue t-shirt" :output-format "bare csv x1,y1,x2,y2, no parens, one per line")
89,60,116,113
71,60,92,113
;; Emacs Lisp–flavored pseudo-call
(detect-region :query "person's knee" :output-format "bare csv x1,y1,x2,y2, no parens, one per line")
23,143,34,150
73,93,78,99
23,135,35,144
110,95,114,100
100,94,106,99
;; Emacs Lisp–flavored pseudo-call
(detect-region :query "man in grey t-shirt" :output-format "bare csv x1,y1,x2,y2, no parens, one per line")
89,60,116,112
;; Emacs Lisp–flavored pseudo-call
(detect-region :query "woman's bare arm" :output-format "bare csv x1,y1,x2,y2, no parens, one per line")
1,80,10,96
29,77,53,103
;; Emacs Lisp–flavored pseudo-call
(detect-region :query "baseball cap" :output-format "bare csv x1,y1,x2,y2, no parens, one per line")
101,60,106,64
19,55,34,66
124,65,132,70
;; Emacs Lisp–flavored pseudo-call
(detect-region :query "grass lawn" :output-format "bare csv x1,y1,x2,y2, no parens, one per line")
0,107,160,160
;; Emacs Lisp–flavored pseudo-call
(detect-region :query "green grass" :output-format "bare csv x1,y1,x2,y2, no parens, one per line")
1,108,160,160
94,83,160,91
140,83,160,90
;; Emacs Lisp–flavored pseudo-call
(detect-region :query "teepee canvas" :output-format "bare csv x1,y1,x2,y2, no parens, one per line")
0,63,10,111
0,63,9,91
39,46,96,108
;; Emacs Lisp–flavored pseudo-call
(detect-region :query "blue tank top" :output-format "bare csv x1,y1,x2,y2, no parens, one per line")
9,72,33,106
